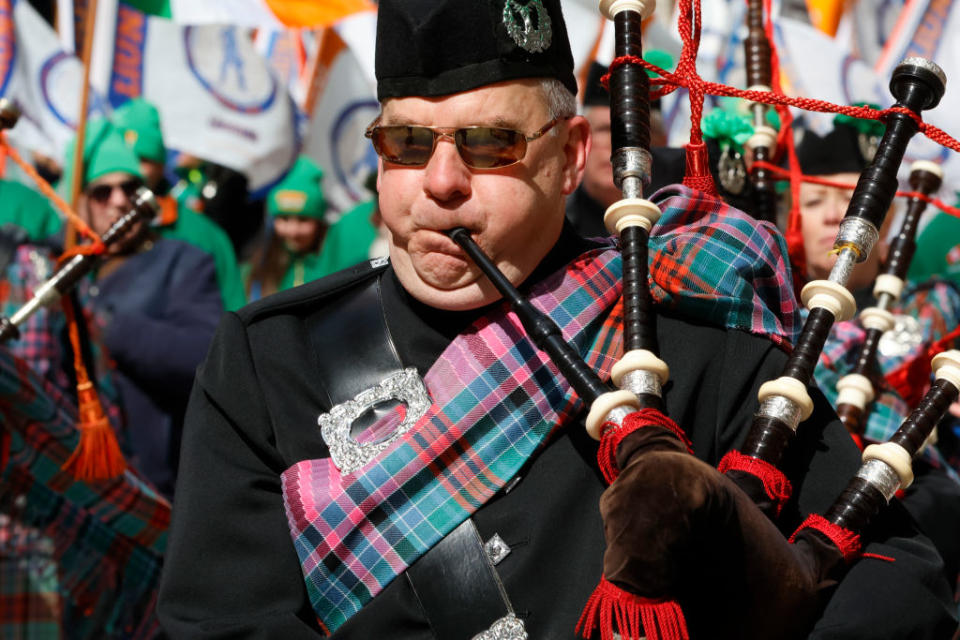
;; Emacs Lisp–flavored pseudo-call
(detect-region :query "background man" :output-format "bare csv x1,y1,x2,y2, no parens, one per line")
63,118,223,497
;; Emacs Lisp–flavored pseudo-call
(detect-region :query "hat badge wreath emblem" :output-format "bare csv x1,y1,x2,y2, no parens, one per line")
502,0,552,54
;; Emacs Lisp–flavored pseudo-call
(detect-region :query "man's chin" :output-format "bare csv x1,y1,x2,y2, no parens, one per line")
399,271,502,312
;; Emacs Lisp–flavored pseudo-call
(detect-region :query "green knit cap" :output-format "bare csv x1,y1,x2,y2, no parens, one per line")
60,118,143,195
113,98,166,164
267,156,326,220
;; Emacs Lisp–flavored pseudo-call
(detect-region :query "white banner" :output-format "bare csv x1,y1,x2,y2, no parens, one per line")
775,16,960,199
0,0,111,162
108,2,300,193
302,28,377,216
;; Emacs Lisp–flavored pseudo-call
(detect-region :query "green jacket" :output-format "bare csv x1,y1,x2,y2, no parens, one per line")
314,200,378,277
908,212,960,288
0,179,64,242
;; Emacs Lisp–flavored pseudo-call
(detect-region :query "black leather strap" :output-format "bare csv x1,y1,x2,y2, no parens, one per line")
406,518,514,640
306,271,404,407
306,269,518,639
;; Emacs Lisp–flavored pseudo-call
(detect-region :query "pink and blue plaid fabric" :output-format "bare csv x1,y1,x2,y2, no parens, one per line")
282,186,800,631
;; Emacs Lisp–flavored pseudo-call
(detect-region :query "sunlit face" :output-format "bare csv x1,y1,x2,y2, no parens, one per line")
273,215,323,254
80,171,144,254
376,79,588,311
798,172,887,289
582,105,621,209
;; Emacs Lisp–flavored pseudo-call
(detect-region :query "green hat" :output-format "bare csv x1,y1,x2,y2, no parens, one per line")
266,156,326,220
113,98,166,164
60,118,143,195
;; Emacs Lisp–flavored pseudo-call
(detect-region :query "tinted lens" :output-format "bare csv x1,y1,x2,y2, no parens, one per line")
120,179,142,198
373,126,436,166
88,184,113,203
88,179,142,203
456,127,526,168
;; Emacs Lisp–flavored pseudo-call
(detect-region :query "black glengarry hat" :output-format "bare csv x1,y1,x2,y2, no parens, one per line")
795,111,885,176
375,0,577,100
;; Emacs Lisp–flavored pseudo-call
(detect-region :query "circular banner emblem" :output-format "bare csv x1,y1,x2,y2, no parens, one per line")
39,52,110,127
331,99,380,203
184,26,277,115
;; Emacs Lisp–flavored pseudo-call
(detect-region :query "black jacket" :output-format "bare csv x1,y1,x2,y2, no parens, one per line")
159,234,956,639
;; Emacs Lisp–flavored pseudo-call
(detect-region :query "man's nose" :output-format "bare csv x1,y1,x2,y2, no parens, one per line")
825,191,848,223
422,136,471,203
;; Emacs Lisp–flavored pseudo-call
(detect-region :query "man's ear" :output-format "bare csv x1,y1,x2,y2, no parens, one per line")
560,115,590,196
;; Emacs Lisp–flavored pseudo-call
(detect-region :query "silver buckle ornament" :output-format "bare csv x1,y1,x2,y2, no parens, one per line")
502,0,552,53
471,613,528,640
318,368,430,475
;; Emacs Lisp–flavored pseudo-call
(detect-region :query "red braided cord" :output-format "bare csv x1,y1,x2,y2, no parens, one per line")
789,513,862,563
751,160,960,220
609,56,960,156
0,133,106,255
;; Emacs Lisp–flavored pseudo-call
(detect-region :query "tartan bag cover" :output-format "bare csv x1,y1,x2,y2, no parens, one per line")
281,185,801,631
0,349,169,639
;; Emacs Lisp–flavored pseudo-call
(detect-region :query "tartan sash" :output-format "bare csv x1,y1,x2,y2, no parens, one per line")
281,185,800,631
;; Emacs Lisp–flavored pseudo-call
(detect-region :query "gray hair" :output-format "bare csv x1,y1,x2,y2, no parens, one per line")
539,77,577,120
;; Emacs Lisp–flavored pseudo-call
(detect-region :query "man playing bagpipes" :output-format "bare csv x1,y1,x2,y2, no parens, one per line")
158,1,955,638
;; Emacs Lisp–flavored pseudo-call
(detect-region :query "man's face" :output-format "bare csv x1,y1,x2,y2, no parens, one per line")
376,79,588,311
582,106,621,209
273,215,323,255
798,172,886,288
80,171,144,253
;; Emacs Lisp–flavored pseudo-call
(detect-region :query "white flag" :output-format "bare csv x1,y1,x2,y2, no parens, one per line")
107,2,299,193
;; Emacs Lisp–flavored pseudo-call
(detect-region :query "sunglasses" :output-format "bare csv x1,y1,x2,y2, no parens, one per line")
87,178,142,204
365,117,566,169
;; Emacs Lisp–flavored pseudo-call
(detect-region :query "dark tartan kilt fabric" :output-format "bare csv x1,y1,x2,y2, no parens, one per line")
0,347,169,639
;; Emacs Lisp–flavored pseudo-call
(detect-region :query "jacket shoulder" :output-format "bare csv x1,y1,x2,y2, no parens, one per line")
235,258,389,325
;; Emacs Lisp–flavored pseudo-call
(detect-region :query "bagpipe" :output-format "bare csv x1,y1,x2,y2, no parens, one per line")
0,99,160,481
451,0,960,638
0,99,160,345
834,160,944,440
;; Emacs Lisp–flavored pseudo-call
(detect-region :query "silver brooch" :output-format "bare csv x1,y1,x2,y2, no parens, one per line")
878,314,924,359
318,368,430,475
717,145,747,195
471,613,528,640
858,132,880,165
484,533,512,566
502,0,552,54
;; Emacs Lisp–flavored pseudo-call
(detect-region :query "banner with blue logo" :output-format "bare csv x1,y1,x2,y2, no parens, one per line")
107,2,299,193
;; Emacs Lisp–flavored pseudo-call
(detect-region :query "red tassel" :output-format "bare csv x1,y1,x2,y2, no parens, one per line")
60,297,127,481
62,381,127,481
577,577,689,640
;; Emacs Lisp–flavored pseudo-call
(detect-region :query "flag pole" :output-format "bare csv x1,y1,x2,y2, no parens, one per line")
66,0,100,249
